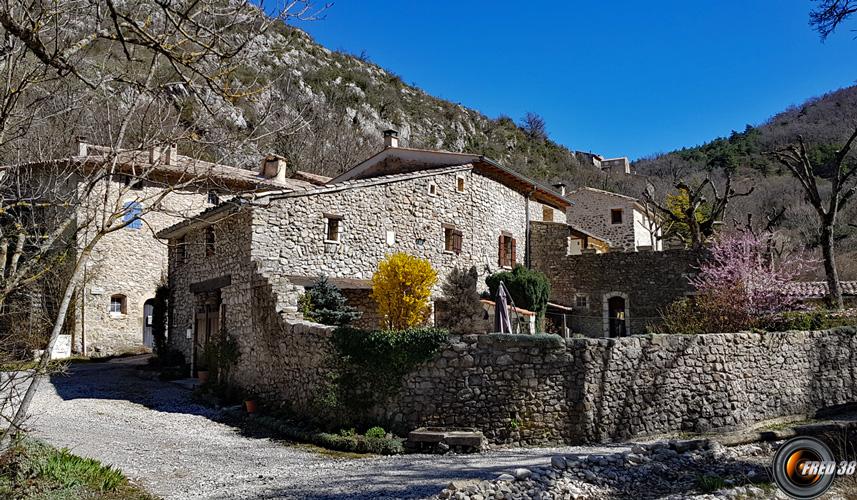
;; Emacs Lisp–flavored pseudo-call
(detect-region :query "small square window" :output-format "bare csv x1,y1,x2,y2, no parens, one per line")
386,230,396,246
456,176,465,193
429,183,438,196
543,206,554,222
109,294,127,315
575,295,588,308
325,216,341,243
207,190,220,205
444,226,463,254
610,208,623,225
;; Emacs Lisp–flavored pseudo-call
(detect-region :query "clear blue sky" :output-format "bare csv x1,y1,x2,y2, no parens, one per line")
291,1,856,160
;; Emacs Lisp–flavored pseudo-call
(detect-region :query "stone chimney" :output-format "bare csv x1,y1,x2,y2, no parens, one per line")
149,143,177,165
260,154,288,183
165,143,177,166
383,129,399,148
552,182,567,196
149,145,160,164
75,136,88,157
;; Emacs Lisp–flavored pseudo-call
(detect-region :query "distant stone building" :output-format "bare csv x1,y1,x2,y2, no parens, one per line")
566,187,662,252
8,142,323,355
530,221,699,337
157,132,593,370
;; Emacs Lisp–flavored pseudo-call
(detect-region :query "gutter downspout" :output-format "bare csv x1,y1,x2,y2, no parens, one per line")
525,186,535,269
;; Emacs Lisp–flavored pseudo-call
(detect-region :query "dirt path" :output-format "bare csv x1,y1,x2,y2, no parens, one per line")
27,356,628,499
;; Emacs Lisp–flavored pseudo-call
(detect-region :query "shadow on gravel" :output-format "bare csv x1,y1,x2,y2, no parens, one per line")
48,355,221,419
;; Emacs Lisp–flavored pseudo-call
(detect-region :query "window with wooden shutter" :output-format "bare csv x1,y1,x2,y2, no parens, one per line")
499,233,516,268
510,237,517,266
444,226,463,255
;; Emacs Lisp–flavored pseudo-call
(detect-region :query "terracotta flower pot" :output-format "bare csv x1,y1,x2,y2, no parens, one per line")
197,370,209,383
244,400,257,414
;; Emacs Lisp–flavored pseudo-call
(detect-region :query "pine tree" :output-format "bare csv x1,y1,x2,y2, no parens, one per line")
439,266,484,334
301,276,361,326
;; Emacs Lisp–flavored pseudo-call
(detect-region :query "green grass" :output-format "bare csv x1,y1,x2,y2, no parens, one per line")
697,474,726,493
0,438,155,499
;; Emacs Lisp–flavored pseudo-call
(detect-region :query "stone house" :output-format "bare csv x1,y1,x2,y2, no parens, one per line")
156,131,590,370
531,221,700,337
6,141,322,355
566,187,662,252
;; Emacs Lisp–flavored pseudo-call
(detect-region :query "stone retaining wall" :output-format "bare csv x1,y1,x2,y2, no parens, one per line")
254,326,857,446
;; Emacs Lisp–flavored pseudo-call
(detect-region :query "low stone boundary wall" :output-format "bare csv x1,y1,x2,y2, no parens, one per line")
236,324,857,446
384,327,857,445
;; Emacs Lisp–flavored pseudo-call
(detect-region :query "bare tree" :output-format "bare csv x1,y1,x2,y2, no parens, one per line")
642,170,754,249
0,0,327,448
810,0,857,40
770,130,857,310
520,112,547,141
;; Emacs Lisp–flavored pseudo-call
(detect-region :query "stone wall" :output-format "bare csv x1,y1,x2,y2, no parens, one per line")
215,325,857,446
73,176,213,355
530,221,701,336
382,327,857,444
248,167,563,316
566,187,660,251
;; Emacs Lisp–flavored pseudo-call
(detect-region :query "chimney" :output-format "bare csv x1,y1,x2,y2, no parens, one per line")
552,182,567,196
75,137,88,157
260,154,287,183
149,145,160,164
383,129,399,148
165,143,177,166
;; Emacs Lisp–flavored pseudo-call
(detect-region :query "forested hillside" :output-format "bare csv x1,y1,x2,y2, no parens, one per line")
634,86,857,279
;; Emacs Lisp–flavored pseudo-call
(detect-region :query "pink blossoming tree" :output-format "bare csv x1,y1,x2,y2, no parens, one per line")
688,232,810,332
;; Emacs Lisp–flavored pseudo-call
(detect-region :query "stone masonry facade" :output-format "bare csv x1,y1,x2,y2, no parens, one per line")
530,221,700,336
163,207,857,446
566,187,661,251
164,164,566,357
74,176,212,355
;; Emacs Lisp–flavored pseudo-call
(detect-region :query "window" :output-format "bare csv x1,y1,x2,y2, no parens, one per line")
543,206,554,222
129,178,144,190
575,294,589,308
386,230,396,246
498,233,516,268
444,226,463,255
610,208,623,225
109,294,127,315
325,215,341,243
176,237,187,264
123,201,143,229
428,183,438,196
455,176,466,193
205,227,215,256
207,190,220,205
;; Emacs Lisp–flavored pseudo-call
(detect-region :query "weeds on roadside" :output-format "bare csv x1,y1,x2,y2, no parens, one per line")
0,438,153,499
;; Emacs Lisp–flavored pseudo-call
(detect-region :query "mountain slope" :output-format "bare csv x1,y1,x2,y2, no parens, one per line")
205,24,610,186
632,85,857,280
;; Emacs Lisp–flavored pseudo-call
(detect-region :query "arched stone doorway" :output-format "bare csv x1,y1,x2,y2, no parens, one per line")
603,292,629,338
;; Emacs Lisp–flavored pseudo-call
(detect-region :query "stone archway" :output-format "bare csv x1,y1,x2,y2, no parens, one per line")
603,291,629,337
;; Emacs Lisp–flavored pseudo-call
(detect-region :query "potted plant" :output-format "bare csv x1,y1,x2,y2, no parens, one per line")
197,342,215,384
244,396,257,414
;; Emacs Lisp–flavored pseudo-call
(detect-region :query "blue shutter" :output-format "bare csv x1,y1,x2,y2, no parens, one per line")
124,202,142,229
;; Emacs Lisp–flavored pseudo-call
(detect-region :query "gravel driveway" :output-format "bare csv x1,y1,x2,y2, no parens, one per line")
27,356,628,499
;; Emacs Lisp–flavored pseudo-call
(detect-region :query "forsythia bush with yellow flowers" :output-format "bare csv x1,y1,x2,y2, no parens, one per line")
371,252,437,330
